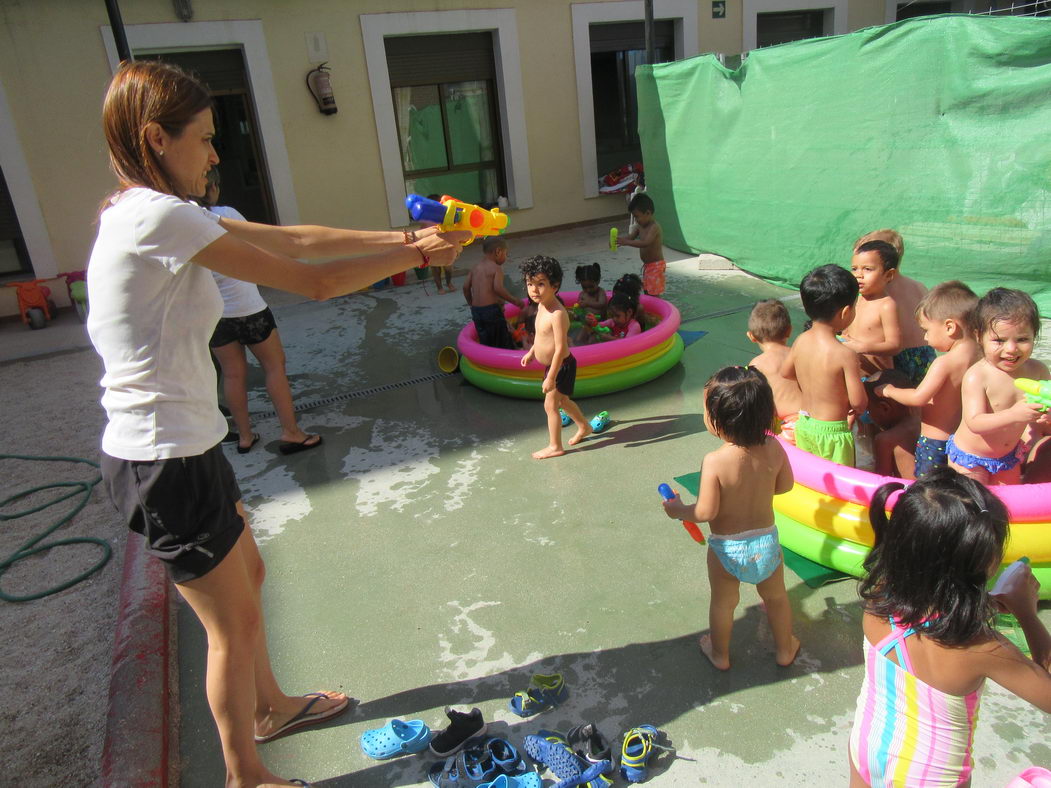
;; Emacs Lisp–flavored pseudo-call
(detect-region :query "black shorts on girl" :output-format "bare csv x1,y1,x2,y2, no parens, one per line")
545,353,577,396
101,443,245,583
209,306,277,348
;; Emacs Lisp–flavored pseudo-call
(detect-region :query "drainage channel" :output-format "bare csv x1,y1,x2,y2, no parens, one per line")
252,371,456,420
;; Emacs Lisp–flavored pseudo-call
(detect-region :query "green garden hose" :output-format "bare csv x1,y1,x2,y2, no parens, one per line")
0,454,111,602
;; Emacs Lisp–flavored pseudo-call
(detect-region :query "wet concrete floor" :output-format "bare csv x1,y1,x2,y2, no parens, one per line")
177,224,1051,786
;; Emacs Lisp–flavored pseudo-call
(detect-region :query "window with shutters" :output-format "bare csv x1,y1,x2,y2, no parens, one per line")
385,33,505,206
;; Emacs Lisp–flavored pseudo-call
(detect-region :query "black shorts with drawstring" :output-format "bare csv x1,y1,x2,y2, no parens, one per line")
209,307,277,348
100,443,244,583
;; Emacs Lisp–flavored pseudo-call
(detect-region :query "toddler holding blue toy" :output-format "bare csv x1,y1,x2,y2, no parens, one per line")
662,365,800,670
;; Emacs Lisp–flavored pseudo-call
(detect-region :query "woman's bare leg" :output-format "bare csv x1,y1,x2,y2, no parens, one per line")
175,528,289,787
230,502,346,737
247,331,317,446
213,342,254,449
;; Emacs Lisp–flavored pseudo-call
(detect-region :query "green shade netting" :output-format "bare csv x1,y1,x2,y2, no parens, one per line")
636,14,1051,310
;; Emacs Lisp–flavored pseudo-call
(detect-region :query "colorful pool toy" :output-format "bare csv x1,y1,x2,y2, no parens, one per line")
457,291,684,399
773,437,1051,598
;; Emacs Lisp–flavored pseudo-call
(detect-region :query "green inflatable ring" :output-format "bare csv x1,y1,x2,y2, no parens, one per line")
460,334,684,399
775,511,1051,599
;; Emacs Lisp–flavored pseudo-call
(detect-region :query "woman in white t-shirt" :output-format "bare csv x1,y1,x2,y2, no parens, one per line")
201,170,320,456
88,61,465,788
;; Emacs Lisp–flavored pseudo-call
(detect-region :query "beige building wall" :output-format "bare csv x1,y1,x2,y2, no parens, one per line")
0,0,901,318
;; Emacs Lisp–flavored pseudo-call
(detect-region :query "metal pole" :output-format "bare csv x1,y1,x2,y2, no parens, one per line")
644,0,655,64
104,0,132,63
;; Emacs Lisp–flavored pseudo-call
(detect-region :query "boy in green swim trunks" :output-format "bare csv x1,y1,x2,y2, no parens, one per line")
781,265,868,466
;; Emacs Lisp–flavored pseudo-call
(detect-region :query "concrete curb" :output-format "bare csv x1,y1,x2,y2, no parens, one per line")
102,532,178,787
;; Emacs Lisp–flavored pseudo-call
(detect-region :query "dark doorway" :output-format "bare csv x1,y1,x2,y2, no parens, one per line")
0,166,30,277
589,21,675,176
139,48,276,223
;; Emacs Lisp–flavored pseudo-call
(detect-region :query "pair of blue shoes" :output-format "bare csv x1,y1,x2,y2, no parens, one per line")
428,736,530,787
509,672,569,717
524,730,613,788
558,410,611,433
360,718,432,759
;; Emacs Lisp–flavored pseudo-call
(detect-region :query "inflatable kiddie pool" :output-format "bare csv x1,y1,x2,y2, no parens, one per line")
457,291,684,399
774,437,1051,598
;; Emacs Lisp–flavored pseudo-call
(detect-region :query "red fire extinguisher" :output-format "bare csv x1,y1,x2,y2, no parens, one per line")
306,63,337,115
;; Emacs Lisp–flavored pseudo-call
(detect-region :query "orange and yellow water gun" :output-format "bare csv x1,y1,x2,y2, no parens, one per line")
405,193,509,245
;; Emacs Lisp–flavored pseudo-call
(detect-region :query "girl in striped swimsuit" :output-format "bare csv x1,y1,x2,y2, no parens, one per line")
849,467,1051,787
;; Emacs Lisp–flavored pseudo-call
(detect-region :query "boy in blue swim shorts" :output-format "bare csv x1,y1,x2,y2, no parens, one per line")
875,281,981,479
661,366,800,671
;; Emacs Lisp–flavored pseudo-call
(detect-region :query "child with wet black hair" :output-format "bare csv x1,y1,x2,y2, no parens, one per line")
662,365,799,670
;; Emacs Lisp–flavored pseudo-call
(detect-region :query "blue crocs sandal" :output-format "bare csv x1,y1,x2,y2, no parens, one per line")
619,725,672,783
360,718,432,759
509,673,569,717
560,409,571,427
589,411,610,433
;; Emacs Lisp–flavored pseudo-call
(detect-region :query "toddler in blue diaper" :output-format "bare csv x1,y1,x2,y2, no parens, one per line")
661,365,800,671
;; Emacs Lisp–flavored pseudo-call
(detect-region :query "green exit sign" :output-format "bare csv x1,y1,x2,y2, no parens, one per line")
712,1,726,17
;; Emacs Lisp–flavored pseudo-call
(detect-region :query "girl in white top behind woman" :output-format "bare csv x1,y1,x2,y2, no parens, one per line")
201,169,320,456
87,61,465,788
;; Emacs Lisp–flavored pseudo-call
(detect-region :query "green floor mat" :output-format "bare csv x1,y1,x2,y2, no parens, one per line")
671,472,851,589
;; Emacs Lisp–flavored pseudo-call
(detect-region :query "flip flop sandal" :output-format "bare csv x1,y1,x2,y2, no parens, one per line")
559,409,571,427
236,433,260,454
254,692,350,743
279,434,323,455
360,718,432,759
509,673,569,716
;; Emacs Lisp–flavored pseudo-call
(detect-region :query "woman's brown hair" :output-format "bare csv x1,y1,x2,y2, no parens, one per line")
101,60,212,201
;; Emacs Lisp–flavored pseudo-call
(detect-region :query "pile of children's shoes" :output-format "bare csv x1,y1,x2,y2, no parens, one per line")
359,703,671,786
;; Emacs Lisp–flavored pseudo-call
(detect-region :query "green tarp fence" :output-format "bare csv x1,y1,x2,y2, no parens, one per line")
635,15,1051,310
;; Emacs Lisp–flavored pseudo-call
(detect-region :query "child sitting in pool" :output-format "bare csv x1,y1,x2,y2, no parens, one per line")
849,467,1051,788
575,262,608,320
781,265,868,466
746,299,802,443
947,288,1051,485
661,365,800,670
590,291,641,340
